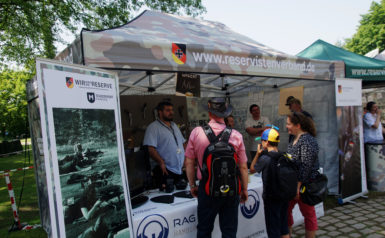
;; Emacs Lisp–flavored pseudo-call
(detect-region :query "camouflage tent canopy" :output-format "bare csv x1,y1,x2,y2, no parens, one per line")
56,10,344,96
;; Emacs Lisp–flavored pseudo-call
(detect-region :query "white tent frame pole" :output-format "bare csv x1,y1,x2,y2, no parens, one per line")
201,84,222,90
228,77,270,94
229,83,265,95
201,87,226,94
229,77,270,90
132,74,148,85
119,82,148,93
154,74,175,89
148,73,153,88
221,75,225,89
275,79,297,88
204,75,221,84
227,76,255,89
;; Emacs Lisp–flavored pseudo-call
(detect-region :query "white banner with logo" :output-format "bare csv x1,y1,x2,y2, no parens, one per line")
335,78,367,203
36,58,133,238
132,175,267,238
132,174,324,238
335,78,362,106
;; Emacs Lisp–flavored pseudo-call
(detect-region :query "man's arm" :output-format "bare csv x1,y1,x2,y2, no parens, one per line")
81,199,102,221
249,144,263,173
245,127,264,137
364,112,381,129
147,146,168,175
372,110,382,129
245,119,261,136
185,157,198,197
239,161,248,203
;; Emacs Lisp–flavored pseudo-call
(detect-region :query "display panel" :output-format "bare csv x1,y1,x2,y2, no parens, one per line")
36,59,133,237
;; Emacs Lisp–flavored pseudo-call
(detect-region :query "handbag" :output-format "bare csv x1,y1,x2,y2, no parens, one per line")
300,173,328,206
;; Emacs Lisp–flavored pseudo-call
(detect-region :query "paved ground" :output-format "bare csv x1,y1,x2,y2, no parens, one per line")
292,198,385,238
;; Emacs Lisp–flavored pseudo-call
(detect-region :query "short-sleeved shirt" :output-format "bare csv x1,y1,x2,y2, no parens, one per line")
245,116,270,151
143,119,186,174
185,119,247,180
301,110,312,119
363,113,384,143
254,152,273,199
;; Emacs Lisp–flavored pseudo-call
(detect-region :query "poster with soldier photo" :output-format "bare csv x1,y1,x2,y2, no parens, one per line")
36,58,133,237
54,108,129,237
335,78,367,201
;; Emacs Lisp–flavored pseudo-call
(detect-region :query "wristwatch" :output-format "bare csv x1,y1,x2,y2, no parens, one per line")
190,184,197,188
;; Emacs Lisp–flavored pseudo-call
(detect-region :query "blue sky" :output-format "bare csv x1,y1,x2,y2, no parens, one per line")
201,0,376,55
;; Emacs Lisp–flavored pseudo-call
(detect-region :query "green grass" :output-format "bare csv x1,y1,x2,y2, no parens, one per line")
0,148,47,237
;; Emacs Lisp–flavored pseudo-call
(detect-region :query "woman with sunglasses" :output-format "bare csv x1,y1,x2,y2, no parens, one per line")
286,112,319,238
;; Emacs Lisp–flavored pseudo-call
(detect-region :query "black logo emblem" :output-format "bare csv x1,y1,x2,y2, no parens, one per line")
87,92,95,103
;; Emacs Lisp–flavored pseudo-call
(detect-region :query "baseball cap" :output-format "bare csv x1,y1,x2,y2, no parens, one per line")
285,96,295,106
261,128,280,142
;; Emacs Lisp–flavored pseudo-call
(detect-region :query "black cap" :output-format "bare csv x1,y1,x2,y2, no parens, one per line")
285,96,295,106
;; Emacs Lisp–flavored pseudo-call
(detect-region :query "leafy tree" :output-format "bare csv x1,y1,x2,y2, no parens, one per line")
0,0,206,66
0,69,32,138
345,0,385,54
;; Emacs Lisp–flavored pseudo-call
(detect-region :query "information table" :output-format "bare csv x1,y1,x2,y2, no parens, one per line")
131,174,324,238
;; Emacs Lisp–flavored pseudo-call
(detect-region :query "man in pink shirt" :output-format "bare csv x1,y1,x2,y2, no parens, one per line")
185,97,248,238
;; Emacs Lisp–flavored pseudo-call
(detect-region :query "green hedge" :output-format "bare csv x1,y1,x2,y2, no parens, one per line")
0,140,23,154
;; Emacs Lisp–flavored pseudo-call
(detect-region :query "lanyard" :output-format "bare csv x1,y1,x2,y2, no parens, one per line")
157,119,179,147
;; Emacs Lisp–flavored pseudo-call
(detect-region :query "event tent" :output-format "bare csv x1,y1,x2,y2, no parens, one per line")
297,39,385,86
56,10,346,194
57,10,344,95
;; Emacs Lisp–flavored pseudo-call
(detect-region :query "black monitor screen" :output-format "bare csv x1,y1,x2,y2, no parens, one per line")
125,148,150,198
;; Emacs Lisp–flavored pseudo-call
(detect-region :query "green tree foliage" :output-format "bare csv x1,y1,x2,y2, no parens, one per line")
0,69,32,138
345,0,385,54
0,0,206,66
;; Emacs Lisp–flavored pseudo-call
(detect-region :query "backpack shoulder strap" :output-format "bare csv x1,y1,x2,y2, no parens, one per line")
202,124,228,143
202,125,217,143
219,127,232,143
267,151,284,161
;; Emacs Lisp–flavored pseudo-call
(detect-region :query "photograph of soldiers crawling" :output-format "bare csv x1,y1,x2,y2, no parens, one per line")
63,180,127,238
53,108,131,237
59,143,104,174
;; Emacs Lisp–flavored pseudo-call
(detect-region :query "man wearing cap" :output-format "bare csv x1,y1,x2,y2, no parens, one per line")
245,104,271,164
185,98,248,238
285,96,312,119
250,128,290,238
143,101,186,192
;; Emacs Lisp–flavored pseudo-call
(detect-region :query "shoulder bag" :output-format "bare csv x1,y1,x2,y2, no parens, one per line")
300,173,328,206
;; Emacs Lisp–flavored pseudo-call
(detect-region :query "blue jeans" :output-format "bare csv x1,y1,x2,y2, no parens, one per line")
197,183,239,238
